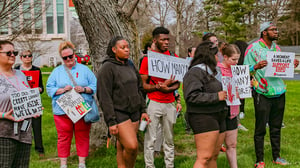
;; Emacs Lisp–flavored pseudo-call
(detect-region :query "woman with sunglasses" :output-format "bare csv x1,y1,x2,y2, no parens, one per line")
0,41,33,167
97,36,149,168
183,41,227,168
15,50,45,157
46,41,97,168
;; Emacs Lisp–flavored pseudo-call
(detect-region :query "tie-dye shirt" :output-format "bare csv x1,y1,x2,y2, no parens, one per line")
244,38,285,97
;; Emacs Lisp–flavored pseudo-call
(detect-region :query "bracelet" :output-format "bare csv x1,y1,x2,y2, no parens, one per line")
2,112,5,119
84,87,87,93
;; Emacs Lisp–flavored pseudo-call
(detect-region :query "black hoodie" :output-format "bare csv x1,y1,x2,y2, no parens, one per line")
97,57,146,126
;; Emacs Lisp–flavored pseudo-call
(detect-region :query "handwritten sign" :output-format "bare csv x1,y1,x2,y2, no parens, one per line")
231,65,251,98
21,70,40,88
56,89,91,123
10,88,43,120
148,51,189,82
265,51,295,78
222,76,240,106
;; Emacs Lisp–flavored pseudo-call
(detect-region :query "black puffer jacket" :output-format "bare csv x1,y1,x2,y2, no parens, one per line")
183,66,227,114
97,58,146,126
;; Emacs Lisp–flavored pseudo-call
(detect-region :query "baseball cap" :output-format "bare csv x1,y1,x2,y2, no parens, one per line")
260,22,275,33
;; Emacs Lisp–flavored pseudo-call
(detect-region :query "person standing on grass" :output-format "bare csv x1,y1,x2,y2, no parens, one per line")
244,21,299,168
233,40,249,132
46,41,97,168
140,27,180,168
97,36,150,168
0,40,33,168
183,41,227,168
15,50,45,157
217,44,241,168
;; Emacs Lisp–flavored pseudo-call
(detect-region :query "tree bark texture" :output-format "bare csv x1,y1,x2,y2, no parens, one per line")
72,0,139,148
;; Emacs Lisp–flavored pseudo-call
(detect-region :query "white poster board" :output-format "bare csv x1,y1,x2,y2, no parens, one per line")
231,65,251,98
56,89,91,123
222,76,241,106
265,51,295,78
148,51,189,82
10,88,43,120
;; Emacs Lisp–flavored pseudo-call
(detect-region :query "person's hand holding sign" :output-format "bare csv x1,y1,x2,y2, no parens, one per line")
254,60,268,70
1,109,23,122
294,59,299,68
74,86,85,93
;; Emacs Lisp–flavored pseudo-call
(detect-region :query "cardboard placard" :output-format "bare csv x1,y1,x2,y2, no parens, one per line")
231,65,251,98
265,51,295,78
10,88,43,120
56,89,91,123
222,76,241,106
148,51,189,82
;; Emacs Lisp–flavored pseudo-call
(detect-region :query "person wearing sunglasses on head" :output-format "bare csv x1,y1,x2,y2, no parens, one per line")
0,41,34,168
14,50,45,157
46,41,97,168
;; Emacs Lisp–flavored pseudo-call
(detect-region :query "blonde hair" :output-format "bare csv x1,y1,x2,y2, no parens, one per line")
21,50,32,56
58,41,75,56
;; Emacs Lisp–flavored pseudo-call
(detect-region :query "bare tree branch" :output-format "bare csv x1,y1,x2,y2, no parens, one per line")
126,0,140,18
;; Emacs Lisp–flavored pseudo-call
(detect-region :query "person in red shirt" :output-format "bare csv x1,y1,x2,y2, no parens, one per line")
139,27,179,168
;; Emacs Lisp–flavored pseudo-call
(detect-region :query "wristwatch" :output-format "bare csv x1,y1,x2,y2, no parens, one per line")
83,87,86,93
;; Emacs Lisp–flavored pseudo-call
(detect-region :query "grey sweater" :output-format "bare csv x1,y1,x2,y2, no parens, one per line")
97,58,146,126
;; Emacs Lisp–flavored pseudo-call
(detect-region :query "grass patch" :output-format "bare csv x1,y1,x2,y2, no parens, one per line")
29,76,300,167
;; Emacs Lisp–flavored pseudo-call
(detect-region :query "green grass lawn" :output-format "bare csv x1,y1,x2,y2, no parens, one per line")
30,76,300,168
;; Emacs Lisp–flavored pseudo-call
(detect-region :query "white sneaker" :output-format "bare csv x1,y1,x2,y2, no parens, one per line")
238,124,248,131
239,112,245,119
79,163,86,168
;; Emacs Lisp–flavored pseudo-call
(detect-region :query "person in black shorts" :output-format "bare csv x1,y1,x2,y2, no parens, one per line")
97,36,150,168
183,41,227,167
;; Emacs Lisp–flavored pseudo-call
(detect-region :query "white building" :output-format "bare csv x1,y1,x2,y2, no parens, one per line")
0,0,73,67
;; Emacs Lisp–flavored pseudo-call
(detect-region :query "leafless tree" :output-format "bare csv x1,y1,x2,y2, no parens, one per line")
73,0,141,148
0,0,45,40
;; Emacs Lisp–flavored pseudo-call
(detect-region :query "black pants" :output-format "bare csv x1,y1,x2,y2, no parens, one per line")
239,98,245,113
32,116,44,153
253,91,285,162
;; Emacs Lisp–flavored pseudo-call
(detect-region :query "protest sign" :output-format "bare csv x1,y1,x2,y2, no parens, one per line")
231,65,251,98
10,88,43,120
265,51,295,78
148,51,189,82
21,70,40,88
222,76,241,106
56,89,91,123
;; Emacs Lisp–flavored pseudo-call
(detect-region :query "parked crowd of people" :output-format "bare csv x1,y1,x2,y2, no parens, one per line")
0,21,298,168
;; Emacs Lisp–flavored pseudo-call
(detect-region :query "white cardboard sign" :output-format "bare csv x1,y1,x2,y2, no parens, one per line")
147,51,189,82
231,65,251,98
10,88,43,120
222,76,241,106
265,51,295,78
56,89,91,123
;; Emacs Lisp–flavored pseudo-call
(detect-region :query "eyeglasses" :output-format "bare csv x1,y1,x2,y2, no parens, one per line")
21,54,32,58
267,28,278,32
0,51,18,57
62,54,74,60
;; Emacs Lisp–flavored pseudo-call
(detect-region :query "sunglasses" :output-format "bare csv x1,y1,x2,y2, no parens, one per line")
21,54,32,58
0,51,18,57
62,54,74,60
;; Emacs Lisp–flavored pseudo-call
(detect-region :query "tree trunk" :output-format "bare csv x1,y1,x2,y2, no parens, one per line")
72,0,139,148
